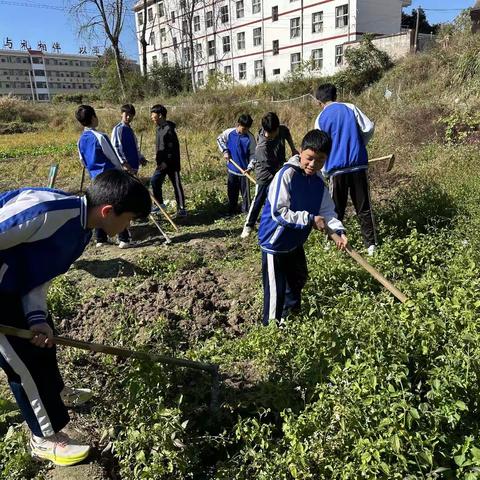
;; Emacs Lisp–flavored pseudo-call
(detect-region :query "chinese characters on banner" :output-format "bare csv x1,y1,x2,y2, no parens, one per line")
2,38,102,55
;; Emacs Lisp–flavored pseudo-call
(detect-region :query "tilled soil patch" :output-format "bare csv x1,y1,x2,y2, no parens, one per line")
62,267,258,347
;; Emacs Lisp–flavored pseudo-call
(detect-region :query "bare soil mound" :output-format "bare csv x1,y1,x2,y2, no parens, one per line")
63,267,258,347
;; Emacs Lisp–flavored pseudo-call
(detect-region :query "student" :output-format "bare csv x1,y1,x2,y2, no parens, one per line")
76,104,135,248
111,103,147,175
150,104,187,217
241,112,297,238
258,130,348,326
0,170,151,466
314,83,377,255
217,114,256,216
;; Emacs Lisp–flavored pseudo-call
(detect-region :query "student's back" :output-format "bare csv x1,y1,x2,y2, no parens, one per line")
78,129,120,179
315,102,369,177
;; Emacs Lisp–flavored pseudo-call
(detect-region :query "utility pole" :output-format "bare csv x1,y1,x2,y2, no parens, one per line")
413,6,421,53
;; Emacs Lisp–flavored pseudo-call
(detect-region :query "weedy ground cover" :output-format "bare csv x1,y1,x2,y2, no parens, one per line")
2,23,480,479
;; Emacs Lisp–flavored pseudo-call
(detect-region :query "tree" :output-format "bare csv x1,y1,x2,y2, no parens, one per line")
69,0,129,99
139,0,148,77
402,8,440,34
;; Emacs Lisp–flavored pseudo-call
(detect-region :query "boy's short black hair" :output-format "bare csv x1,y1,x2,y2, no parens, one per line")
261,112,280,133
75,105,96,127
237,114,253,128
150,104,167,117
301,130,332,156
121,104,136,116
86,169,152,218
315,83,337,103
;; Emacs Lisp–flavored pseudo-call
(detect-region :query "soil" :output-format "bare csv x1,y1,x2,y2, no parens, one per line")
63,265,257,348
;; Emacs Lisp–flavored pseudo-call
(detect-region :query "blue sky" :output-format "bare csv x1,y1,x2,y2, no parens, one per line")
0,0,474,62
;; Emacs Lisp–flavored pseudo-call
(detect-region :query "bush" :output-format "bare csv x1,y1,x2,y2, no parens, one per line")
0,96,46,123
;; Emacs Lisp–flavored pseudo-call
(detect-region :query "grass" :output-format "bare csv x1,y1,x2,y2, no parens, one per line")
3,22,480,479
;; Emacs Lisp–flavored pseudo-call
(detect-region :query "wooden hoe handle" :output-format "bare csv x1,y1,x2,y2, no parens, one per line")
328,231,408,303
0,324,217,374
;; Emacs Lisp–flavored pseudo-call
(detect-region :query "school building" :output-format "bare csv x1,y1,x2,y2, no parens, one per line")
0,49,101,101
133,0,412,86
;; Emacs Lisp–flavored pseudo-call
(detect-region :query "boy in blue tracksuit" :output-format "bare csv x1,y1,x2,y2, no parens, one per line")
258,130,348,326
314,83,377,255
217,114,256,215
0,170,151,466
111,103,147,175
76,104,135,248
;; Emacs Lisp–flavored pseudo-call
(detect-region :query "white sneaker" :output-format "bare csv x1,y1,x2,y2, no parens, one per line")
240,226,253,239
60,387,93,408
95,241,107,247
367,245,376,256
30,431,90,466
118,241,132,249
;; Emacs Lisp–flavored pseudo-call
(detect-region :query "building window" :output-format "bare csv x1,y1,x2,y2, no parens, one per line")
36,82,47,88
197,70,204,86
160,28,166,42
148,7,153,22
183,47,190,62
152,55,158,66
273,68,280,75
312,11,323,33
335,45,344,65
158,2,165,17
34,69,45,76
220,5,229,23
272,6,278,21
195,43,202,60
162,52,168,64
253,27,262,46
224,65,232,76
290,52,301,71
138,12,144,25
252,0,261,14
194,15,200,31
254,59,263,78
272,40,279,55
237,32,245,50
209,68,216,77
336,5,348,28
290,17,300,38
238,62,246,80
182,19,188,34
173,37,178,48
311,48,323,69
149,32,156,48
208,40,215,57
206,11,213,28
171,11,176,22
236,0,244,19
223,36,231,53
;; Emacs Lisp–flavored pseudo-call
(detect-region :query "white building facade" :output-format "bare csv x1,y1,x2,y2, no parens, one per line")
0,49,101,101
134,0,411,86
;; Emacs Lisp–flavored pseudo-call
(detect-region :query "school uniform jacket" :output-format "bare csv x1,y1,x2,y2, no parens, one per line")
111,122,143,172
315,102,375,178
0,188,92,326
78,127,124,179
216,128,256,175
258,156,345,254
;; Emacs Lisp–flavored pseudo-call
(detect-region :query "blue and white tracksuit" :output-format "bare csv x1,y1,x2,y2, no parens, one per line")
315,102,377,247
0,188,92,437
78,127,129,242
258,156,345,325
111,122,144,173
217,128,256,214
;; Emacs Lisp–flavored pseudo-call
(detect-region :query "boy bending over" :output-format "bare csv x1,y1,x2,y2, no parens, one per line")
258,130,348,326
0,170,151,466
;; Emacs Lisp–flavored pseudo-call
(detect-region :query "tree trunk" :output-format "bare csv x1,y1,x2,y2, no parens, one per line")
112,42,126,99
141,0,148,76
